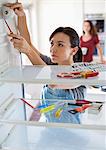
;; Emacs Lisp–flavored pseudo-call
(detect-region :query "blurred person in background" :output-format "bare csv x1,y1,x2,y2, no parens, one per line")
80,20,106,63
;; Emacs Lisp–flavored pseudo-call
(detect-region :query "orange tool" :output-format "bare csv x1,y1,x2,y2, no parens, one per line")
68,104,92,114
80,71,99,78
57,71,99,79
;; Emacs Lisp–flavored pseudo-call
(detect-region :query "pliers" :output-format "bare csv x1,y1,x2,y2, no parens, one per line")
68,104,92,114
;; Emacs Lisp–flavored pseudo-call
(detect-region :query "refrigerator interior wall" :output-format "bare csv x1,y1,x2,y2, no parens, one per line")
0,0,24,146
0,0,21,67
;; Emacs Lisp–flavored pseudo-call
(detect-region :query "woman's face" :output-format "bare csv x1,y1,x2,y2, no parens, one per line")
83,22,91,33
50,32,73,65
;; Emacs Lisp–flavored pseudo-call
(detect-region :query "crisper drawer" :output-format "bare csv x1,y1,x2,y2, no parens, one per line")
0,122,106,150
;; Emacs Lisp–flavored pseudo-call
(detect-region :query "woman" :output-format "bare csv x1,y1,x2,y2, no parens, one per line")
6,3,86,124
80,20,105,63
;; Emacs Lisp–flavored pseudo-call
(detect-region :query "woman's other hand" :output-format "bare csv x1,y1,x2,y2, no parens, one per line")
4,3,31,47
4,2,25,17
9,33,31,54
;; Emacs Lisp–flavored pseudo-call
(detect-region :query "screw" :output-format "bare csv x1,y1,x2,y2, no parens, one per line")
4,10,8,15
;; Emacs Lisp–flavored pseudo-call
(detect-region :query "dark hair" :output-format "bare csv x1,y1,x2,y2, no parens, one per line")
49,27,82,62
83,20,97,36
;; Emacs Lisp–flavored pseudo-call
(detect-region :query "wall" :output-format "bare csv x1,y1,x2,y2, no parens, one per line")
37,0,83,55
84,0,105,14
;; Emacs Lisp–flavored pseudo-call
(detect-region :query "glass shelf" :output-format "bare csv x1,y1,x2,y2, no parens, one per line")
0,65,106,85
0,98,105,127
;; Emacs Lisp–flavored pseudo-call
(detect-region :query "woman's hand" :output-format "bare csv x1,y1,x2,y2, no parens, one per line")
9,33,31,54
9,33,46,65
4,3,31,47
4,2,25,17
